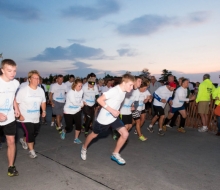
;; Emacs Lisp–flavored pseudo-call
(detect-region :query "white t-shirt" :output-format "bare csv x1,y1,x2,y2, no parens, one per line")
65,81,73,91
120,89,140,115
137,90,151,111
50,83,68,103
64,89,83,114
98,85,103,95
16,86,46,123
153,86,173,108
82,84,99,107
0,77,19,125
19,81,29,89
97,85,126,125
172,87,189,108
101,86,112,93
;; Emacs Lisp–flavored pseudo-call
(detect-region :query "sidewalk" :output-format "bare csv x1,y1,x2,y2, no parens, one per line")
0,106,220,190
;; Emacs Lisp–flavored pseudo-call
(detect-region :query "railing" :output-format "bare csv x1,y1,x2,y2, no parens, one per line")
185,99,217,131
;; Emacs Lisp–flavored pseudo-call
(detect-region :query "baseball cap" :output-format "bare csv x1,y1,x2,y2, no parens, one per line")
168,82,177,89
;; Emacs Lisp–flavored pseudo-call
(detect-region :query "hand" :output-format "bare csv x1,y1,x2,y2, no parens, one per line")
131,106,135,111
161,99,166,103
190,95,196,101
19,114,25,121
42,112,46,118
51,102,55,107
83,101,87,106
110,109,120,117
0,113,7,122
169,100,173,106
14,109,20,118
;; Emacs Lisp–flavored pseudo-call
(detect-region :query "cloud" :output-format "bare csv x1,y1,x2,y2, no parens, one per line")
61,0,120,20
67,39,86,43
117,12,210,36
117,48,137,57
0,1,41,21
31,43,105,61
63,62,135,78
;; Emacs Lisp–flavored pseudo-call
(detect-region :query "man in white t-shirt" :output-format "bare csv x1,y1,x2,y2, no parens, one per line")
49,75,68,132
101,79,112,94
0,59,20,177
65,74,75,91
147,82,176,136
81,74,135,165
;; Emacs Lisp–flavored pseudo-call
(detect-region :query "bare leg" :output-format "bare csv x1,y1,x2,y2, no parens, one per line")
83,132,98,149
151,115,159,125
27,142,34,151
75,130,80,139
125,124,132,131
159,115,165,130
6,135,16,167
135,119,142,137
113,127,129,153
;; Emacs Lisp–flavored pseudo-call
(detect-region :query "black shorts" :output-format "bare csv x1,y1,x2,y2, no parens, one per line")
93,117,125,134
21,122,40,143
0,121,16,136
145,102,151,109
141,110,146,114
132,110,141,120
153,106,164,116
64,111,82,133
120,114,132,125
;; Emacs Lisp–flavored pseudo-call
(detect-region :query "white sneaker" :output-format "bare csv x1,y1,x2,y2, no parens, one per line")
198,127,208,132
51,122,54,127
81,146,87,161
166,124,172,128
111,153,126,165
29,150,37,158
19,138,28,150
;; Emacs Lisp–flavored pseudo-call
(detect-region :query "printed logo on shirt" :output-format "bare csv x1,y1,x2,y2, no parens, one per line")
68,105,79,109
27,102,40,113
56,93,65,100
106,112,112,117
0,99,11,113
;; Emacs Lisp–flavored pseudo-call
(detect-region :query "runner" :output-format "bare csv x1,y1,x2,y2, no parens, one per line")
0,59,20,176
16,70,46,158
119,76,142,138
163,79,195,133
65,74,75,91
82,74,99,137
61,79,84,143
81,73,135,165
147,82,176,136
136,81,152,140
49,75,67,133
101,79,112,93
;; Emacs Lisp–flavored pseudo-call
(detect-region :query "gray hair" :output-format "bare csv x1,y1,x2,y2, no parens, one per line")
203,74,210,80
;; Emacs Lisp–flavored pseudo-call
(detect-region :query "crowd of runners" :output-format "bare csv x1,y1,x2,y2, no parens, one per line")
0,59,220,177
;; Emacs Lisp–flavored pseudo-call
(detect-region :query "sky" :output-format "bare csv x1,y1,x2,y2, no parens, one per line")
0,0,220,83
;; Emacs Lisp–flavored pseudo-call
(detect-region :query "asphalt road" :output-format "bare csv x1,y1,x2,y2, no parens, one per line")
0,106,220,190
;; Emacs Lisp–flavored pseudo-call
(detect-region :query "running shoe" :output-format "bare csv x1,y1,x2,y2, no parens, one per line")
60,130,66,140
166,124,173,128
178,127,186,133
81,146,87,160
19,138,28,150
111,153,126,165
112,131,120,140
74,138,82,144
8,166,19,177
134,130,137,135
198,126,208,132
51,122,54,127
147,126,154,133
162,125,167,131
29,150,37,159
139,135,147,141
158,130,165,136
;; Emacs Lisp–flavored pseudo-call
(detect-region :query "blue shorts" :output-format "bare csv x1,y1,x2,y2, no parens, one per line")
93,117,125,134
170,105,185,113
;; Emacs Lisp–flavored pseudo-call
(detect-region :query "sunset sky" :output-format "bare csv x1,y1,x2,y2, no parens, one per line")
0,0,220,83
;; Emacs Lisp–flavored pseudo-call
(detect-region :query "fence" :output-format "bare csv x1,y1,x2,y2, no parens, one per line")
185,99,217,131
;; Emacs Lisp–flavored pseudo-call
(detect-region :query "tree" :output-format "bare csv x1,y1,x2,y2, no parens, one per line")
159,69,177,82
140,68,151,79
